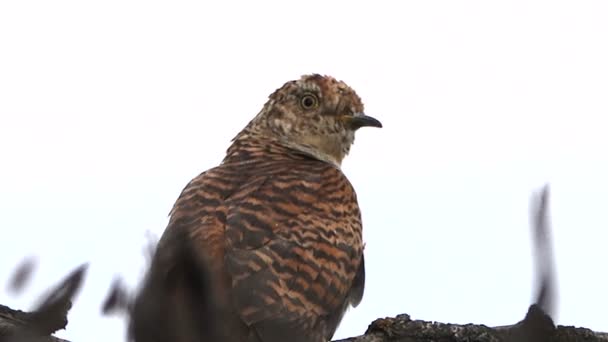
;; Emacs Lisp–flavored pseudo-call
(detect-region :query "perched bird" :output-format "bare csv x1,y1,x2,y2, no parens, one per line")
130,74,381,342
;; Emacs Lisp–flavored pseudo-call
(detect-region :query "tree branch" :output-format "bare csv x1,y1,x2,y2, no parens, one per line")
0,264,87,342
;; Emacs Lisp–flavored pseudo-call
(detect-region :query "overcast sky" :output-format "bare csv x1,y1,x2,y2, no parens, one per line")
1,1,607,341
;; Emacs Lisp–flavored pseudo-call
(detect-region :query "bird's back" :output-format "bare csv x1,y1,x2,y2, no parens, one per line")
149,140,366,342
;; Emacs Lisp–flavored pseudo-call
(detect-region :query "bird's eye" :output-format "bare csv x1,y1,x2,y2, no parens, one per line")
300,94,318,110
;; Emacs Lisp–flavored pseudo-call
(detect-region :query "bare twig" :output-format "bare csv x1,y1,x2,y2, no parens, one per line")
6,257,37,295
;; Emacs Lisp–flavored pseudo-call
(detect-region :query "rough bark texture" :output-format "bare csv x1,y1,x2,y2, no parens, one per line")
2,185,607,342
333,305,608,342
0,304,68,342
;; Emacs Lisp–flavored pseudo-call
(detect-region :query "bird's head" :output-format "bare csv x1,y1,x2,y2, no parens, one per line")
237,74,382,166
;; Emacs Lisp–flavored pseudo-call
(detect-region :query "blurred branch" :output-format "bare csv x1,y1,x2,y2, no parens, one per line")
0,264,87,342
530,184,557,318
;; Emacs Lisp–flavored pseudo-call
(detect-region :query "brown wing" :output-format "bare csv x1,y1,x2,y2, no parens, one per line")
223,160,364,342
133,166,243,342
153,159,364,342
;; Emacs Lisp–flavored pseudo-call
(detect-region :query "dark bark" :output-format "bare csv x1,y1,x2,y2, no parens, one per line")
0,264,87,342
333,304,608,342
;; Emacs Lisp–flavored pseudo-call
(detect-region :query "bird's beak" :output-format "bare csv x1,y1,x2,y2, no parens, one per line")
344,112,383,129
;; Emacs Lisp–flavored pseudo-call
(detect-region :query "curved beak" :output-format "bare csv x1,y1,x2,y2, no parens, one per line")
346,112,383,129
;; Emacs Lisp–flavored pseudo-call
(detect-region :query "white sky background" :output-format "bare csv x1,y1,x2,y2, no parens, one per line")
1,0,607,341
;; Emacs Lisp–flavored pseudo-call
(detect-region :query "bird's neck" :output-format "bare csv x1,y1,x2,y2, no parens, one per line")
223,130,342,168
282,138,343,168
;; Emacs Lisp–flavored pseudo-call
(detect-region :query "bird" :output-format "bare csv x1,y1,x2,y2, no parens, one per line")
129,74,382,342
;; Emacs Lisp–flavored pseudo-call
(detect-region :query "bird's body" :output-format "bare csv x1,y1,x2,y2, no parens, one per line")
132,74,380,342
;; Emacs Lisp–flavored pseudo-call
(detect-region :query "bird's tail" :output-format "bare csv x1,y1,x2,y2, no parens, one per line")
128,230,231,342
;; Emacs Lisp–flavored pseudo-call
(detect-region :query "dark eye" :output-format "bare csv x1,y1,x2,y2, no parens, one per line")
300,94,318,110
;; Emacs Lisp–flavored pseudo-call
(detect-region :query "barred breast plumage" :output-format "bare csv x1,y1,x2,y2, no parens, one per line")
132,74,381,342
